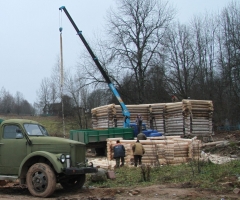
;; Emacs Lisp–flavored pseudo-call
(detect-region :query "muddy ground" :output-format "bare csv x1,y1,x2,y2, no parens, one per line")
0,131,240,200
0,181,239,200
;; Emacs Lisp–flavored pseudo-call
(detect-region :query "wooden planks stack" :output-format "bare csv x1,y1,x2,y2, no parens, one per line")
164,102,184,136
148,103,165,133
182,100,192,136
91,99,213,137
106,136,202,166
115,104,149,126
91,104,116,129
183,100,214,136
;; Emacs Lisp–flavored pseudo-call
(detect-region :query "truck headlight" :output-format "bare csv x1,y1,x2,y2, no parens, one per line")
59,154,66,163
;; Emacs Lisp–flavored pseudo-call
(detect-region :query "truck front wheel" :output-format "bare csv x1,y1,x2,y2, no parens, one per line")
26,163,56,197
60,174,86,190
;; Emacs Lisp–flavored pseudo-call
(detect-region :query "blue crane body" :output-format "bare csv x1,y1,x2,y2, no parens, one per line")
59,6,130,128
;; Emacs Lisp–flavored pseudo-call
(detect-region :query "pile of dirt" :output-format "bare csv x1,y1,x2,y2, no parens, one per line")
203,130,240,157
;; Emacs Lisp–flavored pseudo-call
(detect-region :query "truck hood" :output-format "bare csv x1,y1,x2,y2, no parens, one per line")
29,136,85,145
29,136,85,154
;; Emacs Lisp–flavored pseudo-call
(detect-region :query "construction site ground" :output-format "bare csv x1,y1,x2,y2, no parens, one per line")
0,130,240,200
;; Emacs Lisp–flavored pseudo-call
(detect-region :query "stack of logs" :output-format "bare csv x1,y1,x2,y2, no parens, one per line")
91,104,116,129
187,100,213,136
106,136,201,166
164,102,184,136
115,104,149,127
91,99,213,137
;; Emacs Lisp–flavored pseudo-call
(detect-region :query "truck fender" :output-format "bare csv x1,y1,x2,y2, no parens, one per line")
18,151,63,177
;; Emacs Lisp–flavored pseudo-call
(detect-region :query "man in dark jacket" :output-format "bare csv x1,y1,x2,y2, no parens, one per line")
135,114,143,134
113,140,125,168
137,132,147,140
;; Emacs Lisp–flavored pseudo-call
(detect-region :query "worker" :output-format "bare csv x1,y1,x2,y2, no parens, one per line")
137,132,147,140
171,95,179,102
132,140,145,167
113,140,125,168
135,114,143,134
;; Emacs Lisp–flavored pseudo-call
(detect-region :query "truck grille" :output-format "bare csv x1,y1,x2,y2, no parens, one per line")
71,144,86,167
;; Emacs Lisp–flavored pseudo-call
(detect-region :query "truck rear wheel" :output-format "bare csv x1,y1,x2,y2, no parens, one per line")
60,174,86,190
26,163,56,197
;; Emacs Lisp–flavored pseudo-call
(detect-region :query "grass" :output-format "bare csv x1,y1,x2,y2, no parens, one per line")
85,160,240,192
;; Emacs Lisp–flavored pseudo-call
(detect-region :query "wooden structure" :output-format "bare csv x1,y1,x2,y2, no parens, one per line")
91,99,213,137
107,137,201,165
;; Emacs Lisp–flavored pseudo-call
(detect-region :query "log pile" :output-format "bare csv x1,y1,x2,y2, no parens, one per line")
148,103,165,133
115,104,149,126
91,99,213,137
164,102,184,136
183,100,214,136
106,136,202,167
91,104,116,129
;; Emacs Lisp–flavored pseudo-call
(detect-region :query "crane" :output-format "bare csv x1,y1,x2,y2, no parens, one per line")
59,6,130,127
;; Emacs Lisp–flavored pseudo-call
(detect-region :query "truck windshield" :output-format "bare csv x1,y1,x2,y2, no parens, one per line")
24,124,49,136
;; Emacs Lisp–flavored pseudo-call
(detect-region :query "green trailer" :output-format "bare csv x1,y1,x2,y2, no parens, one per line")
70,127,134,155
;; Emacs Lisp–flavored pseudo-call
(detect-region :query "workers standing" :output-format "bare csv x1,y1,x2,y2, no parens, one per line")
137,132,147,140
135,114,143,134
132,140,145,167
113,140,125,168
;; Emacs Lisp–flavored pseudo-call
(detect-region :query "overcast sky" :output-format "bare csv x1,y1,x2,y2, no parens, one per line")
0,0,233,105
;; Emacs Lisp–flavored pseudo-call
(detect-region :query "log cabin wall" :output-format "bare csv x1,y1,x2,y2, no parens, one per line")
107,136,202,165
91,99,213,137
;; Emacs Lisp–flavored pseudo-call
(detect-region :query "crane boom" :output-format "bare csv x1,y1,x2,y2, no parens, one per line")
59,6,130,127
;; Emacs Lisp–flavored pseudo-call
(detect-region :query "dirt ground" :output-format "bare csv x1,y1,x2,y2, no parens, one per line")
0,131,240,200
0,181,239,200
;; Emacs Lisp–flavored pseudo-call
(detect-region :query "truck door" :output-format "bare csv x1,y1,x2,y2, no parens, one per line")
0,124,27,175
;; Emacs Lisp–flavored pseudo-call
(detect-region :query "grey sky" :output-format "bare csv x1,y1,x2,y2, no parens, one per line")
0,0,232,105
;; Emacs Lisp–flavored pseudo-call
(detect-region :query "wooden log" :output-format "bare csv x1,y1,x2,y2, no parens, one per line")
201,141,227,147
120,140,174,144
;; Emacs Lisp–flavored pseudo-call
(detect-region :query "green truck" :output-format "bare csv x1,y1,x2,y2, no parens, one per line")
70,127,134,155
0,119,97,198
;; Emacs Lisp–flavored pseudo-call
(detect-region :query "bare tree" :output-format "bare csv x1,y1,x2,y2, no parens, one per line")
190,15,218,100
217,1,240,123
36,77,51,114
21,100,34,115
78,0,174,104
106,0,174,103
0,87,15,114
14,91,24,115
164,23,198,99
64,73,85,128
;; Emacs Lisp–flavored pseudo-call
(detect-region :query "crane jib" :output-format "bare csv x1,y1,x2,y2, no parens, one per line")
59,6,131,127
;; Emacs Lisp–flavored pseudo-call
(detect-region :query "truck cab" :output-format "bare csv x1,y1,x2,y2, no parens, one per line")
0,119,97,197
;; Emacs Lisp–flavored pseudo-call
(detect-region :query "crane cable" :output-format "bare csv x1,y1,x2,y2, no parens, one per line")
59,10,66,138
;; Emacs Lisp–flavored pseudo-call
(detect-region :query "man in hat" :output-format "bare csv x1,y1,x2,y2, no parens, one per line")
132,140,145,167
137,132,147,140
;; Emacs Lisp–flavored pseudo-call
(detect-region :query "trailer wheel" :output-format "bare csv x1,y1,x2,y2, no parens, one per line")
26,163,56,197
60,174,86,190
